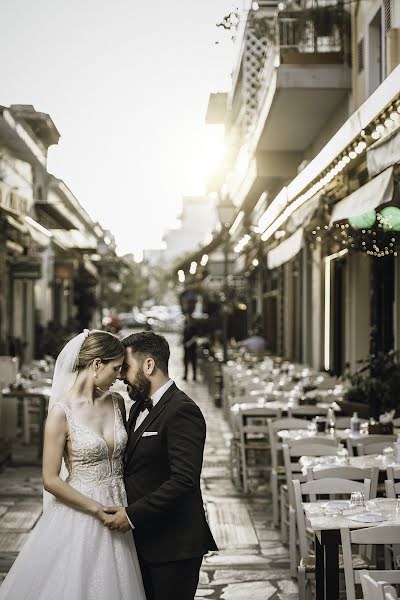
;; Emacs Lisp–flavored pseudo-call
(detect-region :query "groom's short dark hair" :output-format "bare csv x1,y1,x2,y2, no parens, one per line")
122,331,170,375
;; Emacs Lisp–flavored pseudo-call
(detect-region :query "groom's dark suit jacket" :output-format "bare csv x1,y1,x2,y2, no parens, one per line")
124,382,218,563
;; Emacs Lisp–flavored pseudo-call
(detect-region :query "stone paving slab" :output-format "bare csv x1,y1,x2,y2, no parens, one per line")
0,506,42,530
206,499,259,549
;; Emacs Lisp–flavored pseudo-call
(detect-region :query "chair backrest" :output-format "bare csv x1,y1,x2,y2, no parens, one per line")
359,571,398,600
232,404,281,433
384,478,400,498
341,526,400,600
357,434,397,450
282,443,339,507
267,417,306,469
289,436,338,447
307,466,379,499
288,405,328,418
386,466,400,482
293,478,371,560
357,439,396,456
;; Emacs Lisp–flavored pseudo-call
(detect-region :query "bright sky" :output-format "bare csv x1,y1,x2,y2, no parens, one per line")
0,0,237,254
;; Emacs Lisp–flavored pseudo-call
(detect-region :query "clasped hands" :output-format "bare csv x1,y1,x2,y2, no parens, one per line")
99,505,131,533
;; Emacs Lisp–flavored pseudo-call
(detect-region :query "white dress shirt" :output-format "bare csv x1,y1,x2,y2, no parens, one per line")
125,378,174,528
134,378,174,431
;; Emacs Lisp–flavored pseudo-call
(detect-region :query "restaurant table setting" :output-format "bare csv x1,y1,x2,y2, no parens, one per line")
299,452,400,475
303,497,400,599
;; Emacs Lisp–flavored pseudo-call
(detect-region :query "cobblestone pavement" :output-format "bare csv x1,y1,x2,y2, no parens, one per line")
0,333,298,599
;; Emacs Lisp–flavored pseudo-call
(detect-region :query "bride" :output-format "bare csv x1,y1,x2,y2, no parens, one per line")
0,329,146,600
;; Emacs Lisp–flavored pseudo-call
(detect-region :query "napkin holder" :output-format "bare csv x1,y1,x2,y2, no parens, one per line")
368,422,394,435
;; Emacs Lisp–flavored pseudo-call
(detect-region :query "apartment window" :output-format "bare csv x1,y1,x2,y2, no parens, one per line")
368,8,383,94
357,38,365,73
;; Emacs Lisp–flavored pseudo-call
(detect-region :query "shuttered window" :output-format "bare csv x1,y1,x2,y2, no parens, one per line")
357,38,365,73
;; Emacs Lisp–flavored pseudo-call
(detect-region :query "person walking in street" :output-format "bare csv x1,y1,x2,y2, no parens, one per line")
103,331,218,600
0,330,146,600
238,327,267,353
182,314,198,381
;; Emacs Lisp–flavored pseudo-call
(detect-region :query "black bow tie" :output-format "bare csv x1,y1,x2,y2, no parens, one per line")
139,398,153,413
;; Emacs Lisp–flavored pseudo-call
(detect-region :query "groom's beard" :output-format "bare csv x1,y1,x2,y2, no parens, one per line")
126,370,151,402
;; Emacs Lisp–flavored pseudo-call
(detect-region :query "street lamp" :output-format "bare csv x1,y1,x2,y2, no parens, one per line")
216,196,236,363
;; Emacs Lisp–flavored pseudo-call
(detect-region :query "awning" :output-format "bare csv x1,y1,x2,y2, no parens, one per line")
25,216,52,247
286,193,322,233
367,126,400,177
267,228,304,270
329,167,394,226
50,229,97,250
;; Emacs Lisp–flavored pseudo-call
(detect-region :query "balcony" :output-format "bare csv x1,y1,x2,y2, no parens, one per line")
226,4,351,206
248,7,351,153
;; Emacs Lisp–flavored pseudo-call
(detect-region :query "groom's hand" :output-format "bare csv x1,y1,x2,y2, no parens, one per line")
102,506,131,533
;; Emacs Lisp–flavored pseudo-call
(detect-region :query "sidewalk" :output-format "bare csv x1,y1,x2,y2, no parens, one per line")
0,333,298,599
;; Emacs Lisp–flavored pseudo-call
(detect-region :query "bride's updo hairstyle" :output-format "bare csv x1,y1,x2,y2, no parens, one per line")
76,330,124,371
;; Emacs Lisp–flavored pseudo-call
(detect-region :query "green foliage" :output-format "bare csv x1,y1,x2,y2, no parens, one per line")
102,261,148,313
344,350,400,417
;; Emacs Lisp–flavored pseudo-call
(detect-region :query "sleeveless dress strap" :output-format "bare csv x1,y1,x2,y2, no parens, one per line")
51,401,72,419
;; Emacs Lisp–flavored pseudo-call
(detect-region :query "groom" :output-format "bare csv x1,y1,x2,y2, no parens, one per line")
104,331,218,600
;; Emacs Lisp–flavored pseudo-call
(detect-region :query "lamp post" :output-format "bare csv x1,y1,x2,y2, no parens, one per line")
216,196,235,363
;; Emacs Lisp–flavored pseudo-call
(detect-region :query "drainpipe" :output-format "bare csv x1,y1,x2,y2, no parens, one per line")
351,0,361,112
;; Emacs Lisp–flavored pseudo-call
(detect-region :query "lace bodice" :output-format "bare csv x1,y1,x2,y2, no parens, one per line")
53,396,128,487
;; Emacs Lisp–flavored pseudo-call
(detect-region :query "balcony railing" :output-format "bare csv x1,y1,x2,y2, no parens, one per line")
277,11,346,58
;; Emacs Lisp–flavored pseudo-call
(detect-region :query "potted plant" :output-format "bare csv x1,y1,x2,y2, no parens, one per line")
342,350,400,419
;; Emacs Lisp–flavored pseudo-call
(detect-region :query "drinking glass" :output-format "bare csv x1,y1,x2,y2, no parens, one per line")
350,492,366,510
383,446,395,465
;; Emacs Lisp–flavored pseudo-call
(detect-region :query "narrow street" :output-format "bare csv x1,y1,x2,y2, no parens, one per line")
0,333,297,600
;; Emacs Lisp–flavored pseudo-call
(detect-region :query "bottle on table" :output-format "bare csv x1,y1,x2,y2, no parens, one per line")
350,412,361,435
327,407,336,434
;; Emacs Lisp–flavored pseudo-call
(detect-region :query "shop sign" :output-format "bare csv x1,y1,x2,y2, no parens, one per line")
11,257,42,279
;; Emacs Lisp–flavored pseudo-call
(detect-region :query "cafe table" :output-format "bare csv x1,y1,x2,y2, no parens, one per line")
2,385,51,457
303,498,400,600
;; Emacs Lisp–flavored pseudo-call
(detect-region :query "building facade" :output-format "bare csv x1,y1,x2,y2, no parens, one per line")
176,0,400,375
0,105,120,363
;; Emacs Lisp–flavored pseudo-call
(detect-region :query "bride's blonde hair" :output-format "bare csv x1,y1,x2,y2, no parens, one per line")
76,330,124,371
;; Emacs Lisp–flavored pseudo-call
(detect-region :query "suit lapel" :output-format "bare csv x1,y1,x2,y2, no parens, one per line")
128,382,177,456
127,398,144,431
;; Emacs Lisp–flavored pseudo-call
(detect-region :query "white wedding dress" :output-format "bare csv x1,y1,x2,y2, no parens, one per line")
0,396,146,600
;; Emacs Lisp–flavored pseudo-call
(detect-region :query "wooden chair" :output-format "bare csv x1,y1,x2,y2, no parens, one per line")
307,466,379,500
267,416,306,528
294,478,372,600
386,466,400,492
356,436,397,456
341,526,400,600
359,570,398,600
383,473,400,569
282,441,339,577
236,405,282,493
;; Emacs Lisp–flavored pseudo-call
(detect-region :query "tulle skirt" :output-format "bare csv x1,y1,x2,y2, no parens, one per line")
0,477,146,600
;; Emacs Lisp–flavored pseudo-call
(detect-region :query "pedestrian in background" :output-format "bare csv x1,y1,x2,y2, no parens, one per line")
183,314,198,381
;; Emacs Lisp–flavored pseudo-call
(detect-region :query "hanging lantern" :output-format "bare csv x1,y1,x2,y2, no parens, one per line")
348,210,376,229
378,207,400,231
